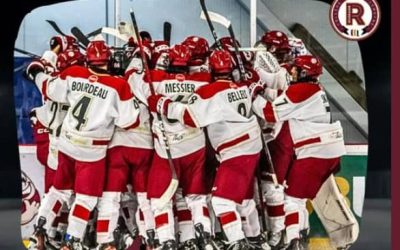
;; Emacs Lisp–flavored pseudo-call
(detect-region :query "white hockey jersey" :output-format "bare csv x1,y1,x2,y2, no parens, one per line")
129,69,211,158
34,70,70,170
167,80,262,162
252,82,346,159
35,65,140,161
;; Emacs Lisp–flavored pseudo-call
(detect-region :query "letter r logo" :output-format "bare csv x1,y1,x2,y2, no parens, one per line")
346,3,365,25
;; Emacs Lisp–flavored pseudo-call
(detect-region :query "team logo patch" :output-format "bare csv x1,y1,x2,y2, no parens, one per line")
88,75,99,83
21,171,41,225
176,74,186,82
330,0,380,41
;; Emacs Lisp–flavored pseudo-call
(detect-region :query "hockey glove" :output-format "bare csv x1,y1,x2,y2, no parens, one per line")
26,60,45,81
248,80,266,100
147,95,172,115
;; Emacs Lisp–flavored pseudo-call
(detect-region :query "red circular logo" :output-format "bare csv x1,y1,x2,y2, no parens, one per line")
88,75,99,83
176,74,186,82
330,0,381,41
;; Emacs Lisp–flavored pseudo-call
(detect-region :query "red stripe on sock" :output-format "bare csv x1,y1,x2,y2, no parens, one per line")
96,220,110,233
177,209,192,222
52,200,62,214
72,204,91,221
267,204,285,217
219,212,237,225
285,212,299,227
155,213,169,228
203,207,210,218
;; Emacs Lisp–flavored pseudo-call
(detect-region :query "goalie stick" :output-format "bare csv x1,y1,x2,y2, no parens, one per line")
200,4,280,193
163,22,172,45
130,8,178,210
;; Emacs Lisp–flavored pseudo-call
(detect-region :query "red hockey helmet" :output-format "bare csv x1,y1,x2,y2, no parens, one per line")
169,44,191,67
183,36,209,60
261,30,290,52
217,37,254,67
292,55,323,80
209,50,233,74
56,48,85,71
86,40,111,66
50,35,79,53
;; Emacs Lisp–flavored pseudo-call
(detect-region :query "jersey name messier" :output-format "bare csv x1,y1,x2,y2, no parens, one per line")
130,69,211,158
35,65,140,161
252,83,346,159
166,80,262,162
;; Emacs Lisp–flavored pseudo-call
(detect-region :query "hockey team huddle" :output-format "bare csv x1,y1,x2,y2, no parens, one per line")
25,26,347,250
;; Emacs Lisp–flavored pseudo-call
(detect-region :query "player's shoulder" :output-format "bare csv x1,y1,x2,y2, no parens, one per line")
195,80,233,99
97,75,133,101
59,65,89,79
150,69,168,81
187,72,212,82
285,82,322,103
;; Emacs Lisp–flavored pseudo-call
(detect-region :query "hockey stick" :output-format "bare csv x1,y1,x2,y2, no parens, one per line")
130,8,178,209
102,27,130,42
163,22,172,45
46,20,86,50
200,8,280,189
14,48,40,58
71,27,90,47
86,28,103,38
199,0,222,50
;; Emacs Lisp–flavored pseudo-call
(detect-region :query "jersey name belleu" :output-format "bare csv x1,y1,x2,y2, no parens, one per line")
130,69,211,158
252,82,346,159
36,65,140,161
167,80,262,162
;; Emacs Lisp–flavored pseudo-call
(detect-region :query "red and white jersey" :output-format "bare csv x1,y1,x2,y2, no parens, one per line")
108,99,153,150
34,73,70,169
252,82,346,159
129,69,211,158
167,80,262,162
35,65,140,161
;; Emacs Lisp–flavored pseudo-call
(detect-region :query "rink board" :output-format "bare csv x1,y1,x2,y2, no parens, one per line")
19,145,368,249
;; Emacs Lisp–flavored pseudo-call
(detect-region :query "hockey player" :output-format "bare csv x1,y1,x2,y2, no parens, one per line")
94,51,157,250
148,50,264,250
28,43,85,248
131,43,213,250
26,40,140,250
251,55,346,249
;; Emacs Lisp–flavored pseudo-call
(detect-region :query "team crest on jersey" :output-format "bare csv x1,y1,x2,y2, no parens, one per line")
176,74,186,82
330,0,381,41
88,75,99,83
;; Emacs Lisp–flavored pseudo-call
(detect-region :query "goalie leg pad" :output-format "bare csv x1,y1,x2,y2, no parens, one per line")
263,181,285,233
311,175,359,249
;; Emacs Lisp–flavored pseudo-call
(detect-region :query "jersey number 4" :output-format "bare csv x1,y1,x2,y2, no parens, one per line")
72,96,92,130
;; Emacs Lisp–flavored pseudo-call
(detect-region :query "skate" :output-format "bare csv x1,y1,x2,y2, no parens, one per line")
179,239,199,250
28,216,58,250
146,229,161,249
60,236,85,250
247,234,271,250
267,231,283,249
226,239,251,250
160,240,178,250
194,223,220,250
299,229,309,250
285,239,304,250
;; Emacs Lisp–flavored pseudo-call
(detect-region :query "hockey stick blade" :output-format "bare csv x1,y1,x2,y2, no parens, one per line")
155,179,179,209
163,22,172,45
46,20,67,36
200,11,231,29
71,27,90,47
102,27,130,42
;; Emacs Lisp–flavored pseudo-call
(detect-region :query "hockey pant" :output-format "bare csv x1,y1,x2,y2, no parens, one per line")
148,148,209,243
211,153,260,243
97,146,154,244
